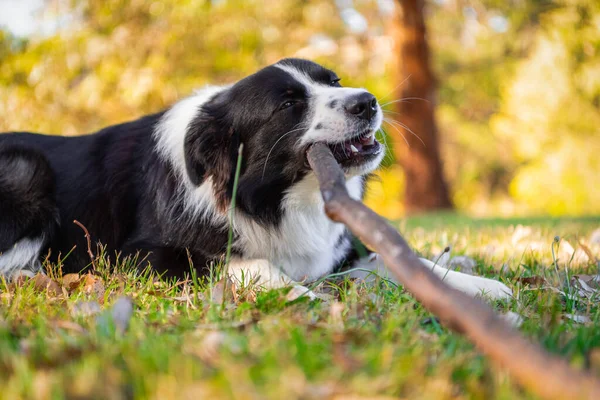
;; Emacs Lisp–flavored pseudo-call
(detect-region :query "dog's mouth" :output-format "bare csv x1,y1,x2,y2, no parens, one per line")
328,131,382,166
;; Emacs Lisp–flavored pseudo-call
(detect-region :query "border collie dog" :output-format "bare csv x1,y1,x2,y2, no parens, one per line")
0,59,383,285
0,58,511,299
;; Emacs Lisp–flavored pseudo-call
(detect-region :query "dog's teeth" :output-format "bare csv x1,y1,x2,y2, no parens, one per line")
350,145,359,153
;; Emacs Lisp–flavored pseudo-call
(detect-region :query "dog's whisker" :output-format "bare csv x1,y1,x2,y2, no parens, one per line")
380,97,430,108
377,75,412,103
376,128,390,152
261,126,309,180
382,120,410,148
383,118,425,147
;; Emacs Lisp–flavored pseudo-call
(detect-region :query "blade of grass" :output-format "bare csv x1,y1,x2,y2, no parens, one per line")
225,143,244,270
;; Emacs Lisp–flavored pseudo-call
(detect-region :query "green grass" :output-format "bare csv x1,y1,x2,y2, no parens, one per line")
1,216,599,399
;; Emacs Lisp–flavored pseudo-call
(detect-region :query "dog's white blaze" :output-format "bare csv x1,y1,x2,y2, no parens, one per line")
0,237,44,275
275,63,384,146
154,85,229,223
154,85,226,183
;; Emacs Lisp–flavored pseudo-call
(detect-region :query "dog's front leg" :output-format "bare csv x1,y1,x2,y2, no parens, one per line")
349,254,512,300
227,258,317,300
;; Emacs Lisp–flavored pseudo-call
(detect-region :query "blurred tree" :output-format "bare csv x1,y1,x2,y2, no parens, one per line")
490,0,600,215
393,0,453,213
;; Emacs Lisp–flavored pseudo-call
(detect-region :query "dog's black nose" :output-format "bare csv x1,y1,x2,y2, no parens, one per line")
344,92,378,120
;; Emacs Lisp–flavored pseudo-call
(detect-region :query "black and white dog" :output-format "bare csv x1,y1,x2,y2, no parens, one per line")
0,58,510,299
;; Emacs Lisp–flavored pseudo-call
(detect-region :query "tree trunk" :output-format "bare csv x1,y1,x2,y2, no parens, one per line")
393,0,452,213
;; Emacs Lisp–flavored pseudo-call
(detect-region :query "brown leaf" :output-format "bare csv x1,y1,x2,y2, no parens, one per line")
570,275,600,300
62,273,82,291
516,276,546,287
211,279,225,304
83,273,105,302
211,277,236,304
573,275,600,290
32,274,61,296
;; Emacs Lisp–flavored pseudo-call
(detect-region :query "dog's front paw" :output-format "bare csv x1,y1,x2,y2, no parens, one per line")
419,258,513,300
347,253,398,284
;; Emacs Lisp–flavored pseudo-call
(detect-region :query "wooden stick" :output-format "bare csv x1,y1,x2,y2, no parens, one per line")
306,142,600,400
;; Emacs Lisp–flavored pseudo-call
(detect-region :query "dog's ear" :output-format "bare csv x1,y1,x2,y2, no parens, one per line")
184,99,239,210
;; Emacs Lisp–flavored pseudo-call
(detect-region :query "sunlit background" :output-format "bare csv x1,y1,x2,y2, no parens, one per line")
1,0,598,219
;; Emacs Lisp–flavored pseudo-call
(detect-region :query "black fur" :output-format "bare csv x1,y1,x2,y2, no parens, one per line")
0,147,57,253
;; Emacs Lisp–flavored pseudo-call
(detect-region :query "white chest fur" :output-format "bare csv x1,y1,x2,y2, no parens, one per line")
233,174,363,281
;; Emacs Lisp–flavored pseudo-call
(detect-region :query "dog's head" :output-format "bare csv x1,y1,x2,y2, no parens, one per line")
180,58,384,217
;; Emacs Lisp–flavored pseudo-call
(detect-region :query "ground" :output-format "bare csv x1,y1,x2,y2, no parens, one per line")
1,215,599,399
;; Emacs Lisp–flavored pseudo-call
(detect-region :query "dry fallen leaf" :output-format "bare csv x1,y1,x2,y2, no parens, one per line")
211,277,236,304
32,274,61,296
83,273,105,302
516,276,547,287
570,275,600,300
62,273,82,291
573,275,600,289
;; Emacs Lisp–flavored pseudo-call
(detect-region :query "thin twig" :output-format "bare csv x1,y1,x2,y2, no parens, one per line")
73,220,97,271
306,142,600,400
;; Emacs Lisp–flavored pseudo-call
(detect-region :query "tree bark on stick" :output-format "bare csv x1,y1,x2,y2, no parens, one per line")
306,142,600,400
394,0,452,212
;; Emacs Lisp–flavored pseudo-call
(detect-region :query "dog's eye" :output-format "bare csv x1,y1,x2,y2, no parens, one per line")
279,100,296,110
330,78,341,87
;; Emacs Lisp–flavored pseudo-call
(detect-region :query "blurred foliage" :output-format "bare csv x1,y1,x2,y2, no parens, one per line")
0,0,598,217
